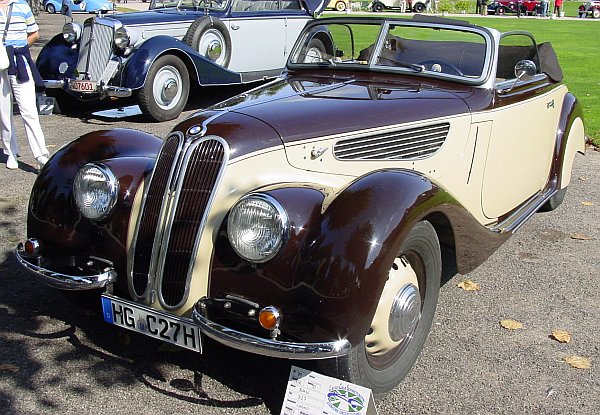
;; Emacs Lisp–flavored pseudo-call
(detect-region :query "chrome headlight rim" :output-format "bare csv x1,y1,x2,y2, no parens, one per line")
62,22,82,44
227,193,289,264
114,27,131,50
73,163,119,221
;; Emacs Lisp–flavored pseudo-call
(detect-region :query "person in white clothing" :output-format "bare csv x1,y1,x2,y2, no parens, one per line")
0,0,49,171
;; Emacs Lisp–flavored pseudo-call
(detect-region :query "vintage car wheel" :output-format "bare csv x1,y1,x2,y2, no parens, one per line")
138,55,190,122
183,17,232,67
593,8,600,18
319,221,441,394
497,6,506,14
335,0,347,11
46,3,56,13
372,2,384,12
300,38,327,63
540,188,567,212
412,2,426,12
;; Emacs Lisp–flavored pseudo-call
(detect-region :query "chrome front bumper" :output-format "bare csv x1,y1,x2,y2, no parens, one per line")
44,79,132,98
15,243,117,290
193,299,351,360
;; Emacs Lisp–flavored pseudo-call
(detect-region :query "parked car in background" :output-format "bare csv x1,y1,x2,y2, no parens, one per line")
44,0,114,14
487,0,540,15
579,0,600,17
371,0,428,13
327,0,351,11
36,0,327,121
17,15,585,395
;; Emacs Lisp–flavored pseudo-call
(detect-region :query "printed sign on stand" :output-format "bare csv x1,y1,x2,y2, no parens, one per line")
281,366,377,415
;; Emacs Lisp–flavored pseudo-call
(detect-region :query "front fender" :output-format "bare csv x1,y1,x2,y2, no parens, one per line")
36,34,78,80
27,129,162,291
120,36,243,90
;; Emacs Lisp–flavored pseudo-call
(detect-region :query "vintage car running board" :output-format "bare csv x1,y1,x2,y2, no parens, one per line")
491,187,557,234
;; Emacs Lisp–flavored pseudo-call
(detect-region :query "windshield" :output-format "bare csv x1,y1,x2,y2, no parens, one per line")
290,20,491,84
149,0,228,11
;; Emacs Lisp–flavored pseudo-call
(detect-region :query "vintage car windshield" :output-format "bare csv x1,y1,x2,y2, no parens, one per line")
290,20,491,84
149,0,228,10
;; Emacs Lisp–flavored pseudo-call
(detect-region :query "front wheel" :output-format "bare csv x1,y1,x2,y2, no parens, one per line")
138,54,190,122
412,2,425,12
372,2,384,12
318,221,441,395
46,3,56,13
593,8,600,18
335,0,347,11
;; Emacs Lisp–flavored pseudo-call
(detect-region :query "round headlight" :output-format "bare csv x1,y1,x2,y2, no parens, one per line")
114,27,131,50
62,22,82,43
227,194,288,263
73,163,119,220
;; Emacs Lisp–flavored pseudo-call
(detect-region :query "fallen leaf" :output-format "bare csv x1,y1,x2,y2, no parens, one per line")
581,201,593,206
578,176,587,181
457,279,481,291
550,329,572,343
0,363,20,373
570,233,594,241
500,319,523,330
564,356,591,369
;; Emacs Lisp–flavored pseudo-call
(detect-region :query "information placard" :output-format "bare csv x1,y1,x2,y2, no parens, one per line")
281,366,377,415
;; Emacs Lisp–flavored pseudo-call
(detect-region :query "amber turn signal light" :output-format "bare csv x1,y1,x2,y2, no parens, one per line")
258,306,281,330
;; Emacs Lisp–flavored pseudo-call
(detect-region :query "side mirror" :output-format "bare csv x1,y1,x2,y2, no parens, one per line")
514,59,537,81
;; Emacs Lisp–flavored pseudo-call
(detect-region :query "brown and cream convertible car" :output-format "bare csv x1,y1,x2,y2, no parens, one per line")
16,16,585,394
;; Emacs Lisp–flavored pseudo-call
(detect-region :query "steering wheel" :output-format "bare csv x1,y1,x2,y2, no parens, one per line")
417,60,464,76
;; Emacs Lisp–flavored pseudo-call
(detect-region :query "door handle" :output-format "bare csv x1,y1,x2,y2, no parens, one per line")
231,24,240,30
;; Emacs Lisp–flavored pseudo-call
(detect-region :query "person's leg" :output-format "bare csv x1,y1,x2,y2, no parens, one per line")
9,69,49,162
0,71,18,168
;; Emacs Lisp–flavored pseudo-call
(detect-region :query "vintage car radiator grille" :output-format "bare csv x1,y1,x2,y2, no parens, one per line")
131,134,227,309
77,21,114,81
333,123,450,160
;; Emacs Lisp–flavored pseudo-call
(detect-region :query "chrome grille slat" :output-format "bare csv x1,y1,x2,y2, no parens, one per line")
158,139,226,308
334,123,450,160
131,135,182,297
77,21,114,81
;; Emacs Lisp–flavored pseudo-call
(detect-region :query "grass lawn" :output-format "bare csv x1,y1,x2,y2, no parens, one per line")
324,10,599,146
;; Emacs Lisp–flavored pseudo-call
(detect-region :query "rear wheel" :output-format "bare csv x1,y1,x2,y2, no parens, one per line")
318,221,441,395
593,8,600,18
46,3,56,13
372,2,384,12
413,2,425,12
138,54,190,122
335,0,346,11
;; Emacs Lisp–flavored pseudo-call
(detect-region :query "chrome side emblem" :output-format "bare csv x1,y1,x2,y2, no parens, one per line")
188,125,202,136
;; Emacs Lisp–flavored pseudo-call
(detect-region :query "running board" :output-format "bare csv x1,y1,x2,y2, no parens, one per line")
491,187,557,234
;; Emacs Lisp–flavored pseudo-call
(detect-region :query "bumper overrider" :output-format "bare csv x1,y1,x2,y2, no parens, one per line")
15,243,351,359
44,79,132,99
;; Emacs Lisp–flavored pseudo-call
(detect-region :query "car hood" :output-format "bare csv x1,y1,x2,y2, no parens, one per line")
108,10,214,25
214,74,472,144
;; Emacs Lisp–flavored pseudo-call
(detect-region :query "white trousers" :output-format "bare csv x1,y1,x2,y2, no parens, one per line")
1,66,48,160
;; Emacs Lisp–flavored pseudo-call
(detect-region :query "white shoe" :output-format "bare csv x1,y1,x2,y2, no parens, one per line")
6,155,18,169
36,155,49,170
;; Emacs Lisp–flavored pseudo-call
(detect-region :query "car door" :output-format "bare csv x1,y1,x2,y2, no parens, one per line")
226,0,287,73
480,33,563,219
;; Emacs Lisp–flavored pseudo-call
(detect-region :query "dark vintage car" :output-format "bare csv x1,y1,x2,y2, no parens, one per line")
17,16,585,394
487,0,540,15
579,0,600,17
37,0,326,121
370,0,428,13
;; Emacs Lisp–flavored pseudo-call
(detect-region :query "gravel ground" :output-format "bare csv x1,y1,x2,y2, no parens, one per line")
0,11,598,415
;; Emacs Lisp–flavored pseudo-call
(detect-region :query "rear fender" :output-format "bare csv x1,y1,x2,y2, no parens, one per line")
554,93,585,189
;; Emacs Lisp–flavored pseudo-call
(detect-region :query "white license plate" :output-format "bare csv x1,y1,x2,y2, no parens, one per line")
101,295,202,353
70,80,97,93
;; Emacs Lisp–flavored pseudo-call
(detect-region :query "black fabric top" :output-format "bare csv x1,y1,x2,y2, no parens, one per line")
538,42,564,83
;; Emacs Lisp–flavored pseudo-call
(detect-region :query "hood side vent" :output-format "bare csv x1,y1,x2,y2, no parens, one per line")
333,123,450,160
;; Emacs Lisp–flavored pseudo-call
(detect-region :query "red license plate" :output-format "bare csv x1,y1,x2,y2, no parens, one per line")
70,80,97,93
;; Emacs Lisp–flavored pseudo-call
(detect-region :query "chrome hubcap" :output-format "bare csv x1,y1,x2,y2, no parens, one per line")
389,282,421,341
153,65,182,110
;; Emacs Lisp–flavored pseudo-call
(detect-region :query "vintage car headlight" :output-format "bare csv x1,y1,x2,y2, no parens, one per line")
227,194,288,263
73,163,119,220
62,22,82,43
114,27,131,50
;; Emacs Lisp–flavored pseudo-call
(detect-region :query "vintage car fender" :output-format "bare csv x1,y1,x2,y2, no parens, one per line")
27,129,161,281
211,169,509,345
36,34,79,80
554,93,586,189
119,36,243,91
